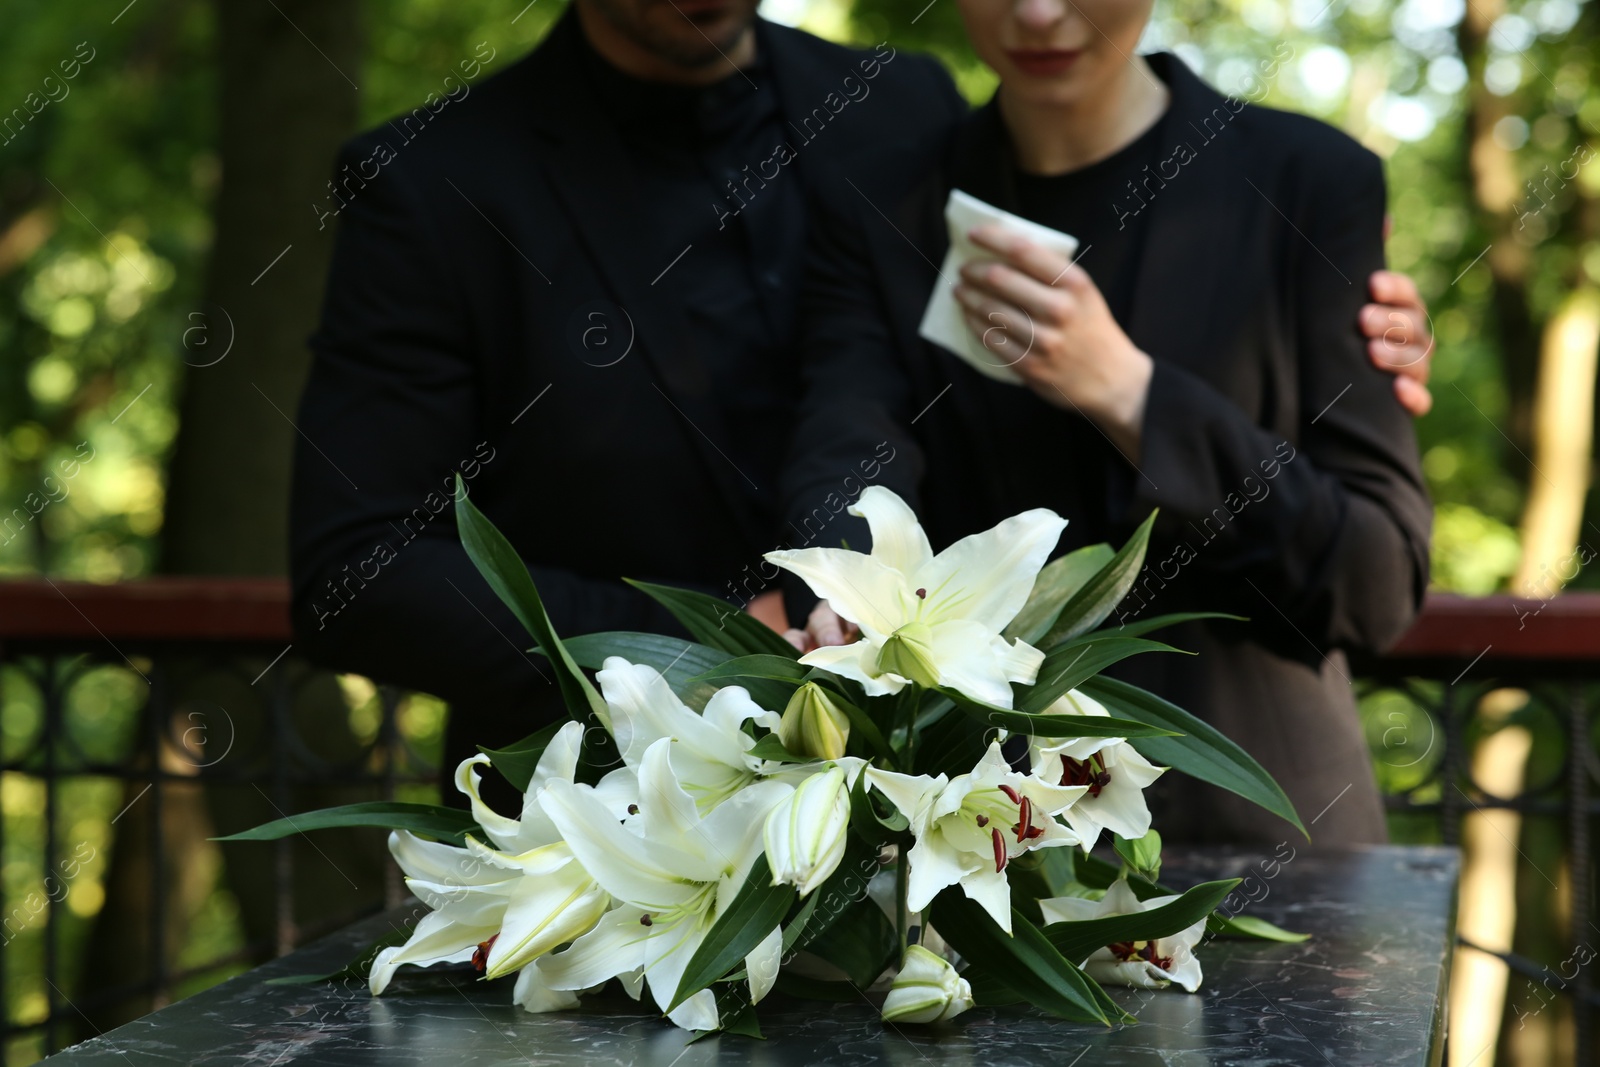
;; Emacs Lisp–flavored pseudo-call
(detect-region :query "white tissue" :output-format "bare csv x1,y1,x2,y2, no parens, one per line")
917,189,1080,385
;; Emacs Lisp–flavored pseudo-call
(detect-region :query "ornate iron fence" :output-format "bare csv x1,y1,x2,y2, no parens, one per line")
1359,591,1600,1065
0,582,1593,1063
0,579,436,1063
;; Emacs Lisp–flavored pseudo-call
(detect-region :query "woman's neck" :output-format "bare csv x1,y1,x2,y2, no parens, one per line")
999,56,1170,176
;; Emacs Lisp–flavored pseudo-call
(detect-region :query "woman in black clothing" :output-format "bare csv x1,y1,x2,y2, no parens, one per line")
779,0,1432,845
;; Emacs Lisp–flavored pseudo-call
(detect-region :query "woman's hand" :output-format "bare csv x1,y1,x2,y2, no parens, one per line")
745,589,788,632
785,601,859,653
954,224,1153,460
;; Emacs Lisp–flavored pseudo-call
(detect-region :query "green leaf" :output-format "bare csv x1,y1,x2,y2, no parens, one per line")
1098,611,1246,640
849,769,909,841
1208,913,1310,942
1004,543,1115,645
785,837,884,956
692,654,811,684
941,686,1181,740
1020,636,1190,713
771,972,860,1001
455,477,610,726
912,698,988,777
1038,511,1157,649
478,719,565,793
802,897,898,987
216,802,482,847
713,984,764,1039
670,855,796,1011
748,734,809,764
964,969,1026,1006
929,889,1113,1025
1079,676,1306,838
780,887,824,956
685,653,810,711
560,631,731,710
1045,878,1238,964
625,579,800,659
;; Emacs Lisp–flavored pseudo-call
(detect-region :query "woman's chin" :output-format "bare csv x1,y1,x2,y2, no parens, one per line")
997,74,1097,108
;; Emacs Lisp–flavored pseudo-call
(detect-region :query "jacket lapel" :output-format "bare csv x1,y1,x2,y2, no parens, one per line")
523,11,767,547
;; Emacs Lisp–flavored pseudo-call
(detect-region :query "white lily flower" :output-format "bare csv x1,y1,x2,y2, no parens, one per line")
598,657,781,811
1040,878,1206,992
370,723,609,993
765,486,1066,708
536,737,793,1031
867,742,1085,933
881,944,975,1024
367,832,608,992
1027,690,1167,849
764,764,851,897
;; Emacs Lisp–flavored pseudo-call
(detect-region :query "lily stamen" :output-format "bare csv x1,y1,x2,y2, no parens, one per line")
471,934,498,974
990,826,1008,873
1013,796,1044,842
1060,755,1113,798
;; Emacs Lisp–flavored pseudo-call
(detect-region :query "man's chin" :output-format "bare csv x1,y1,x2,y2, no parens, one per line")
650,15,751,66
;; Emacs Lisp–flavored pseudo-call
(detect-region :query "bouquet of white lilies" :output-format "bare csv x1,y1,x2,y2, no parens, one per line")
233,483,1306,1035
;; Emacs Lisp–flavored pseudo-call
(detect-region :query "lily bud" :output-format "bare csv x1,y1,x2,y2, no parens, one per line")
881,944,974,1024
763,765,850,897
876,621,940,689
779,682,851,761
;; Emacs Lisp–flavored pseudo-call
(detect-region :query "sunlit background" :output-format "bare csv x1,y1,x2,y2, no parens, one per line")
1,0,1594,1062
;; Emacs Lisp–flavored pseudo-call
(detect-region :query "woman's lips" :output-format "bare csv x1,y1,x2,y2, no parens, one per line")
1005,49,1083,77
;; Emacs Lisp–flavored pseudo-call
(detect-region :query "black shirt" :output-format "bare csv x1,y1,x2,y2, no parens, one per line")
953,105,1172,550
579,32,803,521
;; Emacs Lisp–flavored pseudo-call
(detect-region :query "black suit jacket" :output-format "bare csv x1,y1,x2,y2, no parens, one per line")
781,55,1432,845
290,12,965,768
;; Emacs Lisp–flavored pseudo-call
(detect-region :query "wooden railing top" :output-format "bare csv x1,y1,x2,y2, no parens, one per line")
0,577,293,644
0,580,1597,662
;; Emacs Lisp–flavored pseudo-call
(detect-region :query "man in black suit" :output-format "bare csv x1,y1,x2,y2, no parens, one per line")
289,0,1434,796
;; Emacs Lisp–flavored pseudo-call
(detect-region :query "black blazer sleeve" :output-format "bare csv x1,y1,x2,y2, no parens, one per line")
290,139,681,705
1130,146,1431,654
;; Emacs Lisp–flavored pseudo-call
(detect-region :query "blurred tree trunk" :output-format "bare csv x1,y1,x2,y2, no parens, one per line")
1459,0,1542,456
79,0,380,1036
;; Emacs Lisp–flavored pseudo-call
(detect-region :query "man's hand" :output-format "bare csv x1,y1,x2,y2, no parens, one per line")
1362,269,1433,416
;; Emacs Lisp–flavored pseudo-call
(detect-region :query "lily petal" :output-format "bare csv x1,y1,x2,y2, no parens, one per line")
926,620,1035,708
914,508,1066,631
745,924,784,1005
797,641,908,696
851,485,934,578
485,860,610,978
513,961,582,1013
762,547,907,640
539,905,652,992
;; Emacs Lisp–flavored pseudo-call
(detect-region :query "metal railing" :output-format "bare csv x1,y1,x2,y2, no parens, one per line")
0,579,435,1063
1359,591,1600,1065
0,582,1592,1063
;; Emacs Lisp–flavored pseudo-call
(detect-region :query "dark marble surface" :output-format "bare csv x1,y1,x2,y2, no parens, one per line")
44,845,1457,1067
